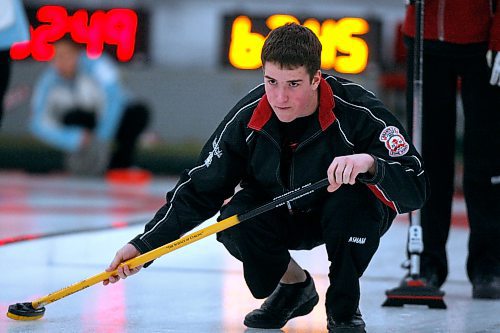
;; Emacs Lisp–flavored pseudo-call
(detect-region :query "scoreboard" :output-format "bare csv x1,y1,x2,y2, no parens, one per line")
223,14,381,74
10,6,382,74
9,5,147,62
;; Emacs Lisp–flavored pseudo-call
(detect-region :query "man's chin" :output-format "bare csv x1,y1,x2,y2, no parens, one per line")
274,113,296,123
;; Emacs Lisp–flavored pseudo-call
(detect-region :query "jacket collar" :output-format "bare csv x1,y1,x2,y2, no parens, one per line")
248,77,336,131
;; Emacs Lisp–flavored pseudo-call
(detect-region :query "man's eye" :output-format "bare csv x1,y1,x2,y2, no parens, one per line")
289,82,299,87
267,79,277,85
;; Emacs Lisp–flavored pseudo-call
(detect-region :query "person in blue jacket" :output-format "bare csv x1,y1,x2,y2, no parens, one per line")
30,35,149,175
0,0,29,127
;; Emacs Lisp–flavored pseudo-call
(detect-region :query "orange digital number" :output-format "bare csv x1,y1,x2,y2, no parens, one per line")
228,15,370,74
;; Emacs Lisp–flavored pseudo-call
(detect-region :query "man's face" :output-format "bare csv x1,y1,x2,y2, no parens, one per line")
263,61,321,123
52,42,79,79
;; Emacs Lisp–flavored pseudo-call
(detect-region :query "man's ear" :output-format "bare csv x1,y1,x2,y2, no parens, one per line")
311,70,322,89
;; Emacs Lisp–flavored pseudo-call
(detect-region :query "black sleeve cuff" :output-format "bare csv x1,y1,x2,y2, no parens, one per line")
129,238,155,268
358,155,384,185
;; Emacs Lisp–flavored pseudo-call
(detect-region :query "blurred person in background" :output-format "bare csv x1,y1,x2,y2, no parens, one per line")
0,0,29,128
30,35,150,175
402,0,500,298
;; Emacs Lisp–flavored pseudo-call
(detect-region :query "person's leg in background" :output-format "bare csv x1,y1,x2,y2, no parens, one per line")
61,108,109,175
460,52,500,298
61,108,96,130
0,50,12,128
406,43,458,287
62,103,149,174
108,102,150,169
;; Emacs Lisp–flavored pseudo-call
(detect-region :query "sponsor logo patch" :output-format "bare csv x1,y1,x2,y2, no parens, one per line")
379,126,409,157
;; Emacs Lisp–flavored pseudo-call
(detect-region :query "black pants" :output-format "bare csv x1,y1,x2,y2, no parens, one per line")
216,184,395,320
406,43,500,283
62,102,149,169
0,50,11,128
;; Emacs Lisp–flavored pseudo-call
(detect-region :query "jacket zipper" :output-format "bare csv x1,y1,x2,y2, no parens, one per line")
437,0,445,41
259,129,286,191
288,130,324,191
262,127,324,214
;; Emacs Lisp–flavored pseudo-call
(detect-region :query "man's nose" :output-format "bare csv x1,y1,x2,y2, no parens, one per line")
276,86,288,103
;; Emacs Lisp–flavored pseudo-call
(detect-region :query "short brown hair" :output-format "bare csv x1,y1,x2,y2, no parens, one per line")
261,23,322,80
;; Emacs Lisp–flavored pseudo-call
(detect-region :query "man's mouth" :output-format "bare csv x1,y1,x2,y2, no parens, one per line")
275,106,291,111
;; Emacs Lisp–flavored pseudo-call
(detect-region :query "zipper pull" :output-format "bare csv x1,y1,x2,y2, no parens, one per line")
286,201,293,215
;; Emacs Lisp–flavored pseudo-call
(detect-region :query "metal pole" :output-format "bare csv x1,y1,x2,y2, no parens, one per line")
409,0,424,278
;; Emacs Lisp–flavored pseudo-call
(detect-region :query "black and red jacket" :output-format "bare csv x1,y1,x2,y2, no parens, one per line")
130,75,429,253
403,0,500,51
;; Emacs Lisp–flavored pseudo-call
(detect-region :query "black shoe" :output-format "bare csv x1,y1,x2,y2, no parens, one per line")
327,308,366,333
472,276,500,299
244,270,319,329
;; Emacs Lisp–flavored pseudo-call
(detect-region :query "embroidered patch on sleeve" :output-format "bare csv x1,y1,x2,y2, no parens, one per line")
379,126,409,157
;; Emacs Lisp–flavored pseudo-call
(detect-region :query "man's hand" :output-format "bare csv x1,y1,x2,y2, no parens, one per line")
103,243,142,285
327,153,376,192
487,50,500,86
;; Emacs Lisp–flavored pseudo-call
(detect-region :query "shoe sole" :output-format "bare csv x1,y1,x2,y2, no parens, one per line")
244,294,320,329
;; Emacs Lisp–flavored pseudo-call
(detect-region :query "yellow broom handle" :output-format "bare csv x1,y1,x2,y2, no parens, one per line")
29,178,330,310
32,215,241,308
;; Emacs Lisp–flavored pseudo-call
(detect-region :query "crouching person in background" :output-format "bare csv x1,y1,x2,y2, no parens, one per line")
30,35,149,176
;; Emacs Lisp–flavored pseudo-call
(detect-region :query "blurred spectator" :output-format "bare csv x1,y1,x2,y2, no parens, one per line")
30,36,150,175
402,0,500,298
0,0,29,128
